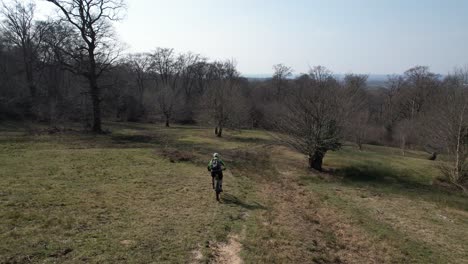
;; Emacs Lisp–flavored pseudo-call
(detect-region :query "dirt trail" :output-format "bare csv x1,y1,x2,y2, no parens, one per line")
195,145,399,263
191,168,246,264
213,171,244,263
213,233,243,264
190,223,245,264
209,224,246,264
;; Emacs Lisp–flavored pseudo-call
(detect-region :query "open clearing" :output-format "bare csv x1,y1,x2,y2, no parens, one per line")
1,122,467,263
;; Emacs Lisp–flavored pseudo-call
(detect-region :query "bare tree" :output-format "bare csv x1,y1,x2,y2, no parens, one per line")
394,119,412,156
177,53,205,123
398,67,439,151
122,52,153,120
272,63,292,97
425,69,468,193
274,66,344,171
156,84,178,127
382,74,405,141
1,0,48,102
380,68,439,147
126,53,151,107
37,20,68,123
201,60,250,137
342,74,369,150
148,48,185,127
402,66,439,119
46,0,125,133
349,110,370,151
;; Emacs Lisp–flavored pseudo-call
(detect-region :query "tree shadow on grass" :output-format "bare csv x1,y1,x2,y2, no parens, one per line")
104,122,153,131
334,164,468,211
225,135,273,145
111,134,156,144
221,193,267,210
111,134,161,147
337,164,422,187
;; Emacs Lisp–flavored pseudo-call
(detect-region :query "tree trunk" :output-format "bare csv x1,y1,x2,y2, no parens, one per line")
22,46,36,100
215,122,223,137
89,78,102,133
384,124,393,142
26,70,36,99
165,114,170,127
87,45,102,133
357,137,363,151
138,92,145,118
47,66,62,125
400,134,406,156
309,150,325,171
28,83,37,100
23,50,37,117
216,123,223,137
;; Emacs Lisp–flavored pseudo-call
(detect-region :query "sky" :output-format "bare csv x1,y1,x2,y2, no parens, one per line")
35,0,468,76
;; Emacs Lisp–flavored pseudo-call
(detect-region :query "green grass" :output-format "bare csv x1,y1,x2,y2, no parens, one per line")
297,145,468,263
0,122,265,263
1,122,467,263
324,146,468,211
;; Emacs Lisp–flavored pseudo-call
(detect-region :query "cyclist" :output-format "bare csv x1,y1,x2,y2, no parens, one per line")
207,153,226,201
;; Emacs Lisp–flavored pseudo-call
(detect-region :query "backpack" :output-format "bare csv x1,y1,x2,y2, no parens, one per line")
211,158,221,171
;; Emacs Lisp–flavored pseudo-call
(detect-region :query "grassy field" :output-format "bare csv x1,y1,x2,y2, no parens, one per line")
0,122,467,263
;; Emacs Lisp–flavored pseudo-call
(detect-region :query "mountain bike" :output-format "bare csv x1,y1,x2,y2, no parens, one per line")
214,174,222,201
211,169,225,202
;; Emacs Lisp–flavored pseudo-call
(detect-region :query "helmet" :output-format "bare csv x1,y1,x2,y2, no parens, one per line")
213,153,219,158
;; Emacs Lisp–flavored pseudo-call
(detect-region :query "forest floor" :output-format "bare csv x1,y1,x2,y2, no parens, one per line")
0,122,467,263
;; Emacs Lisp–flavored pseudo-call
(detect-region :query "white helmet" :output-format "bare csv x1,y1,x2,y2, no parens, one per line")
213,153,219,158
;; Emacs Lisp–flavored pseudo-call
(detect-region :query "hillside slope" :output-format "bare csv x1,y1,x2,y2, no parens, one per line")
0,122,467,263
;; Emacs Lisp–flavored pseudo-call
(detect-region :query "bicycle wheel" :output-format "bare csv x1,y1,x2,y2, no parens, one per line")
214,176,222,201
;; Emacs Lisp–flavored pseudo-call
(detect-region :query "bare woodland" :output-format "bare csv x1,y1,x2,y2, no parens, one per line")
1,0,467,192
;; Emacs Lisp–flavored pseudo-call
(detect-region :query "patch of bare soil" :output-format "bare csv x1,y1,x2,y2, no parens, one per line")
158,147,196,162
212,233,243,264
119,239,135,246
190,247,203,264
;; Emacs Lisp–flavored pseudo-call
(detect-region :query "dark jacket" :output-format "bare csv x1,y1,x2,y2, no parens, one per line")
207,158,226,172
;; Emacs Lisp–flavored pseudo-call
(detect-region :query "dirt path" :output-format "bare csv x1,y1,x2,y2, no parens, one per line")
212,233,243,264
193,145,400,263
213,170,244,264
190,168,246,264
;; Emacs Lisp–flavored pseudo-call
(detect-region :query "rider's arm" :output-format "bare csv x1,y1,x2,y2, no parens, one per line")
207,160,212,171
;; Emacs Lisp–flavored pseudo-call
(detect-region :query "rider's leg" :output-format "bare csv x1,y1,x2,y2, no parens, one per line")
215,176,221,193
215,175,221,201
218,178,223,192
211,172,215,189
219,172,223,192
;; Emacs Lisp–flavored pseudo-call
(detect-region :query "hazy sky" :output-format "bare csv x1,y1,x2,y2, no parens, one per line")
36,0,468,75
